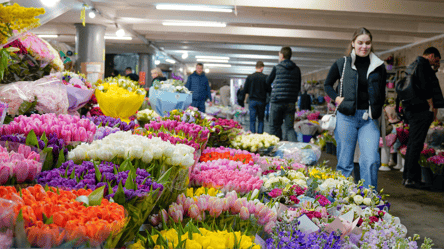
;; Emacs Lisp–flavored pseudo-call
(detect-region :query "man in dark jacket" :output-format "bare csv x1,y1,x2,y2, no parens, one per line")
125,67,139,82
244,61,271,133
185,63,212,113
402,47,442,189
267,47,301,141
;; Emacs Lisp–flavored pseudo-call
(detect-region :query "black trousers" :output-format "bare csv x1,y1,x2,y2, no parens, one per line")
403,110,434,181
270,102,297,142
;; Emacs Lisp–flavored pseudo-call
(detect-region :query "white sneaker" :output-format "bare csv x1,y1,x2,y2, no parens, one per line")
393,164,403,170
379,166,391,171
388,160,397,167
400,167,404,172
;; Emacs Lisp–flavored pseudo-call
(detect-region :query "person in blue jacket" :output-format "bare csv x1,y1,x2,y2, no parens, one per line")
185,63,212,113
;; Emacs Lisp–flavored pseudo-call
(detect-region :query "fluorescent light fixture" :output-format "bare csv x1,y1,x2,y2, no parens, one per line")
237,54,278,59
156,4,232,13
116,28,125,37
162,21,226,27
182,52,189,59
155,60,160,65
195,56,230,60
204,64,231,68
166,59,176,64
205,69,210,73
196,59,229,63
37,34,59,38
40,0,60,7
104,36,132,40
88,11,96,19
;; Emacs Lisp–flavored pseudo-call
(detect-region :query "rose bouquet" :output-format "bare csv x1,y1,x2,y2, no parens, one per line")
19,32,64,72
95,76,146,123
0,76,70,117
283,199,330,226
231,133,280,153
58,71,94,114
426,155,444,175
37,160,165,247
0,143,42,185
152,192,276,234
396,124,409,145
0,185,126,248
257,156,306,175
262,170,308,192
267,184,306,206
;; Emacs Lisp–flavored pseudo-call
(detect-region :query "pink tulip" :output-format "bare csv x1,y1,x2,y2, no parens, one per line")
246,201,256,214
240,207,250,220
264,221,275,233
0,164,10,185
208,198,223,218
149,214,160,226
160,209,168,224
0,152,9,162
184,198,195,212
27,152,40,162
176,193,187,206
188,204,200,219
197,197,208,211
231,199,244,214
13,161,29,183
26,161,39,182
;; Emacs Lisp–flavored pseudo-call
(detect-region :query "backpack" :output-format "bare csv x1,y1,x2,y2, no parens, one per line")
395,61,419,102
237,88,245,106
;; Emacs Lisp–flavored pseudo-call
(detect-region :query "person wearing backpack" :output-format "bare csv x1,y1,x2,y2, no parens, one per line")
398,47,442,189
324,28,386,189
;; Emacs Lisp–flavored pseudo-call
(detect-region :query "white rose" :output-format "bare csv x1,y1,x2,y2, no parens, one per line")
363,198,372,206
353,195,363,205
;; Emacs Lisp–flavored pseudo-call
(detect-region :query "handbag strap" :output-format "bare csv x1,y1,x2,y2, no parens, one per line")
334,56,347,114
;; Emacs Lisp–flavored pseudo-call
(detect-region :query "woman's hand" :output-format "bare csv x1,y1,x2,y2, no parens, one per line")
335,96,344,106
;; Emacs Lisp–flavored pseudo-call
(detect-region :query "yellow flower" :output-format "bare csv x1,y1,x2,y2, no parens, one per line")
129,240,145,249
186,188,194,198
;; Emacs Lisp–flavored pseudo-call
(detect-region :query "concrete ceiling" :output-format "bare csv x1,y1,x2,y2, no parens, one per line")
16,0,444,80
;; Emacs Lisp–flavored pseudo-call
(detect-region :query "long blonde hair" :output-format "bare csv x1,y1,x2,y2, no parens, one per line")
151,68,163,77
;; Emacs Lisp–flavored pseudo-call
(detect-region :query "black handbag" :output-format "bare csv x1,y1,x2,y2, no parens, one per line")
395,61,419,102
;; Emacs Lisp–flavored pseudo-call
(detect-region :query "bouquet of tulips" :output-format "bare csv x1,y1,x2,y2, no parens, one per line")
0,185,126,248
136,109,160,127
207,117,243,148
152,191,277,235
0,143,43,185
37,160,166,248
231,133,280,153
68,131,195,211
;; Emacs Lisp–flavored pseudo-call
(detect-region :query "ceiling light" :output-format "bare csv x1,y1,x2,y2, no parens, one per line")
104,36,132,40
37,34,59,38
156,4,232,13
179,68,183,72
182,52,189,59
196,56,230,60
204,64,231,68
196,59,229,63
40,0,60,7
88,10,96,19
155,60,160,65
162,21,226,28
205,69,210,73
116,28,125,37
166,59,176,64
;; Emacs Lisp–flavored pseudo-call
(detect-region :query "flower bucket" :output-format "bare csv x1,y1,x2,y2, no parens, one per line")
421,166,433,186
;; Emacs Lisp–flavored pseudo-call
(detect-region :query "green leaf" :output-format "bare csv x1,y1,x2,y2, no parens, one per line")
56,149,65,168
93,161,102,182
40,132,48,147
42,213,54,225
108,182,114,195
70,167,76,179
25,130,39,148
88,185,105,206
125,170,136,190
120,159,132,172
113,181,126,205
157,167,173,185
15,209,30,248
42,148,53,172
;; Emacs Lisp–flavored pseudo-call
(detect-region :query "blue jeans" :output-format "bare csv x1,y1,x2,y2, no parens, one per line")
270,102,297,142
191,100,206,113
335,110,380,189
249,100,265,133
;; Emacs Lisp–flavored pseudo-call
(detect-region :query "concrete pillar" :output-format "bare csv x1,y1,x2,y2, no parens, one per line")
74,23,106,81
139,53,153,88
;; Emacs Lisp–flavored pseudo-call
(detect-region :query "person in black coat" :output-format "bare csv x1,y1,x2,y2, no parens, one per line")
324,27,386,189
151,68,167,83
125,67,139,82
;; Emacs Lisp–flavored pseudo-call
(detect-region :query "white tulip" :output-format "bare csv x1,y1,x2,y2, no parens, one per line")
142,151,153,164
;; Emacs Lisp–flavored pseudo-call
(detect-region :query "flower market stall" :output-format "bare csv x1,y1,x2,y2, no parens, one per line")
0,3,439,249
